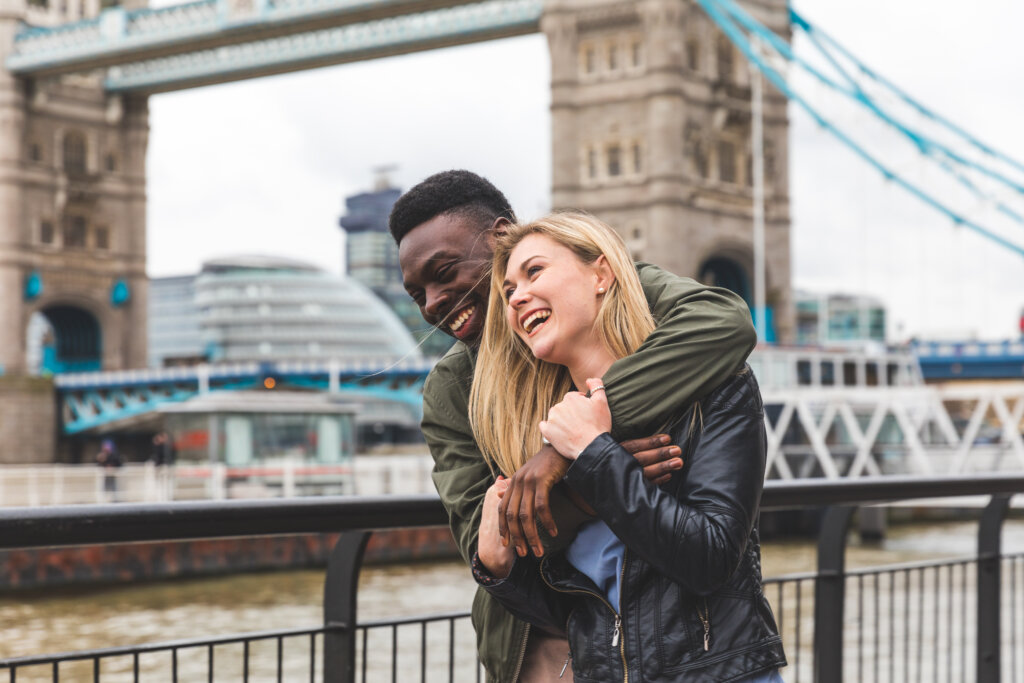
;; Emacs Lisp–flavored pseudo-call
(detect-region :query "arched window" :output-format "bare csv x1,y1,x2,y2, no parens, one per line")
716,34,734,82
62,131,87,175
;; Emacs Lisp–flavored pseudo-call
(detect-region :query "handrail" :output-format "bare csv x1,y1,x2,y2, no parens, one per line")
0,475,1021,550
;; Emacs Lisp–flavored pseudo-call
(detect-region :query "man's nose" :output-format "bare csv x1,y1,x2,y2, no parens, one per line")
423,287,449,318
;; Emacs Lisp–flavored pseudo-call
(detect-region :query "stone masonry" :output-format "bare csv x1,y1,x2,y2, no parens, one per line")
543,0,794,342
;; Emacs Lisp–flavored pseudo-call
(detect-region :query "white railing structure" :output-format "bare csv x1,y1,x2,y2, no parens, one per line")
763,383,1024,480
0,454,435,507
749,346,923,391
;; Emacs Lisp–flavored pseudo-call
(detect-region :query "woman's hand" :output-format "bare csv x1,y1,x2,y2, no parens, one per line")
478,477,516,578
539,378,612,461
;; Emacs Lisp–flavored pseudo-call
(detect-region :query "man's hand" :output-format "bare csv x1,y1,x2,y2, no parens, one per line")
498,445,570,559
623,434,684,486
499,435,684,559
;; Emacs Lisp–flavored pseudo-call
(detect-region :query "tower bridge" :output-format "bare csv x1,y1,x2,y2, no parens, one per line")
2,0,1020,470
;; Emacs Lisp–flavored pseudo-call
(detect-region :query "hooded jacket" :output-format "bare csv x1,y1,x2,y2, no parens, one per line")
420,264,757,683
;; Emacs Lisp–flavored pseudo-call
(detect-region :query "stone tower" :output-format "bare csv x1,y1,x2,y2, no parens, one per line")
543,0,793,342
0,0,149,377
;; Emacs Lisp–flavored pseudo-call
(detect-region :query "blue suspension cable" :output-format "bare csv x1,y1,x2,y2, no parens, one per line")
693,0,1024,259
714,0,1024,200
797,7,1024,179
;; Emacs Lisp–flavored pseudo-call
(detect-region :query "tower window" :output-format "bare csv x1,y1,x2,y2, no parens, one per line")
607,145,622,177
588,148,598,179
716,34,734,82
29,143,41,162
631,41,643,68
717,140,736,183
608,44,618,71
63,215,87,247
95,226,109,250
62,131,87,175
584,47,596,74
632,143,643,173
40,220,54,244
686,38,700,70
105,154,116,172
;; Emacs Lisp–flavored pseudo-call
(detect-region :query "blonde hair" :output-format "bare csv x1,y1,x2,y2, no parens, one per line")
469,211,656,477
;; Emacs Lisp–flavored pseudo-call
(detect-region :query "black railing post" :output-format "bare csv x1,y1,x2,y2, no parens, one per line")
813,505,856,683
323,531,371,683
977,495,1010,683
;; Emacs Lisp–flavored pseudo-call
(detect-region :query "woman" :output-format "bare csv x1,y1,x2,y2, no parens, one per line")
469,212,786,682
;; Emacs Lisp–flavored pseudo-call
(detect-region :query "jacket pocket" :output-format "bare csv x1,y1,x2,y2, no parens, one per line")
649,576,701,672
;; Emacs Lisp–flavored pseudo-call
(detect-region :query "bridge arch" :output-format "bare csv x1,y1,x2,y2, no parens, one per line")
27,301,104,375
697,243,777,342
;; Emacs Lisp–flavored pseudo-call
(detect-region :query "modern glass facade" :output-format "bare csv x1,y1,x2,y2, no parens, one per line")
339,183,454,358
148,256,420,366
796,290,887,347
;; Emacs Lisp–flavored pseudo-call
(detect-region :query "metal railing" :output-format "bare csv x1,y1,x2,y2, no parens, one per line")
1,475,1023,682
0,455,435,506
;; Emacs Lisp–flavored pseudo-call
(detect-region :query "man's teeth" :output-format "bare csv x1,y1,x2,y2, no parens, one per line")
449,306,475,332
523,310,551,333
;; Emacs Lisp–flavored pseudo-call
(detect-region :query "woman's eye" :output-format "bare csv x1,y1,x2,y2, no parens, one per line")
527,265,542,278
504,287,515,299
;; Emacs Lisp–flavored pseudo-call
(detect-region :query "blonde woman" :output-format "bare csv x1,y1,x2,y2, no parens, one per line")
470,212,786,682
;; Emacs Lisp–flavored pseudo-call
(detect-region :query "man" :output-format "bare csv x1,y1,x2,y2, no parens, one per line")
391,170,755,682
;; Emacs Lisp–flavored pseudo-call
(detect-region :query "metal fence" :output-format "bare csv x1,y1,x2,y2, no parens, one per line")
1,475,1022,682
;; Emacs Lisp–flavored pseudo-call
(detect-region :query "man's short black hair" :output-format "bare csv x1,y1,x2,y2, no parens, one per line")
388,170,516,245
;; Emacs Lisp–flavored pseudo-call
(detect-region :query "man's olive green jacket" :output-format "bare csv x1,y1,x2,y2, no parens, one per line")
420,264,757,683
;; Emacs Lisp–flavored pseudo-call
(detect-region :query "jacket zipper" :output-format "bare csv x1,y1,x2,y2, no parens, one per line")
510,623,530,683
540,550,630,683
698,597,711,652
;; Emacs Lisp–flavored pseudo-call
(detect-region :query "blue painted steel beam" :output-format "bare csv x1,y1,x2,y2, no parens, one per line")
7,0,542,93
56,359,433,433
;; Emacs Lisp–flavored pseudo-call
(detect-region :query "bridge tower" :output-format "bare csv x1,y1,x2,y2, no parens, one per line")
543,0,793,342
0,0,149,379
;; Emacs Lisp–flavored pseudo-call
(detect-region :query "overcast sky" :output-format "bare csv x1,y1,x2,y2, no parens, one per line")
146,0,1024,342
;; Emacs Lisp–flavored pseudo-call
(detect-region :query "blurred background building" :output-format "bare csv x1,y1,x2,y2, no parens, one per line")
339,172,454,358
795,290,886,348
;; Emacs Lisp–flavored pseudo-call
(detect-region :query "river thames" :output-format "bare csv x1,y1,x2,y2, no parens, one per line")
2,517,1023,681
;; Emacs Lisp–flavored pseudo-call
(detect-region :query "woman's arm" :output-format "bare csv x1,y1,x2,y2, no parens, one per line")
545,372,766,595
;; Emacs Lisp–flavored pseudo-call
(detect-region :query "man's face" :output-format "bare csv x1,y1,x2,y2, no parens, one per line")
398,213,495,347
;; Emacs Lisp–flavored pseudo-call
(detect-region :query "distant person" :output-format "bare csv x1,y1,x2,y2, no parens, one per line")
389,170,756,681
150,431,177,501
96,439,122,503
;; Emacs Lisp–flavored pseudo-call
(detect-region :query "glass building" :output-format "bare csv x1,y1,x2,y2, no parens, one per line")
148,256,420,366
795,290,887,347
339,180,454,358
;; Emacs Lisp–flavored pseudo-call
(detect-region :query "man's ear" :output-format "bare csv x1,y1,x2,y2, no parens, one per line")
485,216,511,248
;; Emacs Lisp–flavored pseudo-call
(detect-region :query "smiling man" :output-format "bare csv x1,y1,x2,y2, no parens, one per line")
390,170,756,682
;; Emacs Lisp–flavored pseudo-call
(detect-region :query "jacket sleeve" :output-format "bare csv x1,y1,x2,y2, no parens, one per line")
421,349,494,565
475,554,571,636
603,264,756,441
422,347,591,565
564,372,766,595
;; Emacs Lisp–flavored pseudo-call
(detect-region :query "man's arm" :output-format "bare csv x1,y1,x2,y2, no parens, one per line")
602,264,756,441
422,346,589,563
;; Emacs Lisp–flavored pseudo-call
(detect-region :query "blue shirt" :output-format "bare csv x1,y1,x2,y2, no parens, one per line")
565,519,625,610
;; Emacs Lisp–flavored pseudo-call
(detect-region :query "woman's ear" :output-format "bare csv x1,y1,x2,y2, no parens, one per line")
593,255,615,293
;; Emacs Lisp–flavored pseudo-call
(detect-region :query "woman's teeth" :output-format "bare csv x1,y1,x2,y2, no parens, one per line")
449,306,475,332
523,310,551,333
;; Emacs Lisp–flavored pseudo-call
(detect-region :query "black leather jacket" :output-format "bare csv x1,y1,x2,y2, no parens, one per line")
481,368,786,682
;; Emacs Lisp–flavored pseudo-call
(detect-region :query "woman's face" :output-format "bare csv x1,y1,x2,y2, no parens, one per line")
502,233,609,367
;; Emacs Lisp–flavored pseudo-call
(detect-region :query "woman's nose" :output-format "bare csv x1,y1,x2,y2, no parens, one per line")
508,287,529,308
